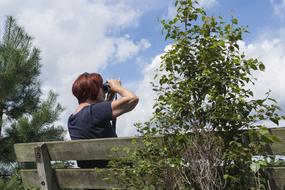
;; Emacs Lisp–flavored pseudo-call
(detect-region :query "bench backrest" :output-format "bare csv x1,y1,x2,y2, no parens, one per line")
15,137,141,189
14,128,285,190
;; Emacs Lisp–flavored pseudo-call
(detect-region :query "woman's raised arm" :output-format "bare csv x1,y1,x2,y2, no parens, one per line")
108,79,139,118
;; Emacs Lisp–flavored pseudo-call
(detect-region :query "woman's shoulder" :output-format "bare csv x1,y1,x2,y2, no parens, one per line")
69,101,112,122
90,101,111,108
71,105,90,117
89,101,112,120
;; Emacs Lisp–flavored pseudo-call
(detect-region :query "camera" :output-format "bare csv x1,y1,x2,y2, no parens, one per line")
102,82,111,94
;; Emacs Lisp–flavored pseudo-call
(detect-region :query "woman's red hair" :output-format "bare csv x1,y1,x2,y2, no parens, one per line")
72,72,103,103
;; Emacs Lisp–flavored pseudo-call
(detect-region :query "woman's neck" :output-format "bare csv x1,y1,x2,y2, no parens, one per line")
84,98,101,105
73,99,99,115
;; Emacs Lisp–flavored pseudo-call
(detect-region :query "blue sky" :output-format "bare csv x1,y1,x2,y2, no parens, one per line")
102,0,285,84
1,0,285,137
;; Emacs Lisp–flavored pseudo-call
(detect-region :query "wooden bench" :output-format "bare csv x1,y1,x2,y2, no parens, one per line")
14,128,285,190
14,137,140,189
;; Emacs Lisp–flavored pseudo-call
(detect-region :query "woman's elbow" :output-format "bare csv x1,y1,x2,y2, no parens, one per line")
129,96,139,110
128,96,139,111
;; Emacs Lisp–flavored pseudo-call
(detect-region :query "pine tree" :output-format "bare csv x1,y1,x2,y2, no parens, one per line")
0,17,66,178
0,91,65,165
0,16,41,136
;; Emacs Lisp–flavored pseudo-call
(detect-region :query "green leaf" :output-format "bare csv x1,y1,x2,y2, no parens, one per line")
232,18,238,24
259,63,265,71
175,0,179,7
259,127,269,136
270,118,279,125
250,162,260,173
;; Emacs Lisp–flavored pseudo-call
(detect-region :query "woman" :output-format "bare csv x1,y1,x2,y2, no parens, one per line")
68,72,139,168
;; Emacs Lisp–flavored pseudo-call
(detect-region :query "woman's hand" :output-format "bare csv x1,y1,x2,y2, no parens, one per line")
107,79,122,93
107,79,139,118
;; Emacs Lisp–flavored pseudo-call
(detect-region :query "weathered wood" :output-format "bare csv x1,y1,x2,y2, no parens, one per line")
21,169,40,187
20,167,285,190
21,169,122,189
14,127,285,190
35,143,60,190
14,128,285,163
266,167,285,190
14,136,142,162
267,128,285,155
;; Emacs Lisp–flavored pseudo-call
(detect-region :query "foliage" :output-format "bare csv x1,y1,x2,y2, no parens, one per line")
0,91,65,190
0,91,65,165
0,16,41,136
0,170,36,190
110,0,285,189
0,16,66,189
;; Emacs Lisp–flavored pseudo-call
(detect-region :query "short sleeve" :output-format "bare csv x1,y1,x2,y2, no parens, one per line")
90,101,113,122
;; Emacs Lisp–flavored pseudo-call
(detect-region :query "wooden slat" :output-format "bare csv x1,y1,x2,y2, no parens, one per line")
14,136,142,162
21,167,285,189
267,128,285,155
21,169,40,187
15,128,285,189
14,128,285,163
21,169,122,189
266,167,285,190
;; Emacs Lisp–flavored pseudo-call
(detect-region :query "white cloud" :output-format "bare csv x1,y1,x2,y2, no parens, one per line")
116,49,166,136
0,0,152,138
167,5,177,20
197,0,218,8
139,38,152,49
239,29,285,108
114,36,151,62
166,0,217,20
270,0,285,19
0,1,142,78
116,45,173,136
14,1,141,79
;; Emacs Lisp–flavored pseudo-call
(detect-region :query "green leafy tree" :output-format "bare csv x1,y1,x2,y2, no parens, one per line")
0,16,41,136
111,0,285,189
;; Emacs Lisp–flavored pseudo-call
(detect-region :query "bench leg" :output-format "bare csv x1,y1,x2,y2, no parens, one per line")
35,143,60,190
